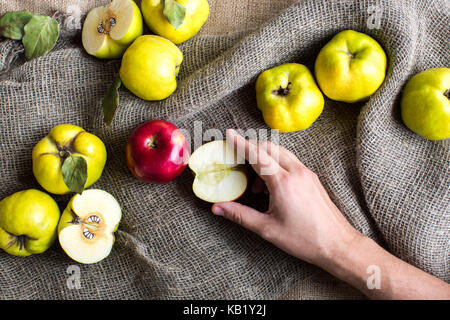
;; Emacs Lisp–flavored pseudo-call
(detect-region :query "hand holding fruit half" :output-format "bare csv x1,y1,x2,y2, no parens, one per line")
189,140,248,203
211,130,450,300
32,124,107,195
119,35,183,100
126,120,189,183
58,189,122,264
141,0,209,44
82,0,143,59
256,63,324,132
211,129,356,267
401,68,450,140
315,30,387,103
0,189,60,256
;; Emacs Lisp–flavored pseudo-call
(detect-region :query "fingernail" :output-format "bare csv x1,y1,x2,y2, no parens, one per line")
212,205,225,216
226,129,238,139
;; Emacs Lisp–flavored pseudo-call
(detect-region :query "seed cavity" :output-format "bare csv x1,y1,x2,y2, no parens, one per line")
87,215,101,224
83,228,95,240
109,17,116,28
97,17,117,35
97,22,105,34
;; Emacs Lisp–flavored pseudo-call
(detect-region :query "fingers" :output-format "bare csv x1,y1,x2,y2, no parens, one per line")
257,140,306,172
212,202,272,238
230,131,304,173
226,129,285,182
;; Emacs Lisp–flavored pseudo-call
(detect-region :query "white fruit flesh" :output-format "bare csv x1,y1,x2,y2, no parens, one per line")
107,0,137,42
189,140,248,203
71,189,121,230
59,189,121,264
59,226,114,264
82,0,141,57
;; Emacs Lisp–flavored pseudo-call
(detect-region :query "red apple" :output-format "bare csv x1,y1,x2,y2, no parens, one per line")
126,120,189,183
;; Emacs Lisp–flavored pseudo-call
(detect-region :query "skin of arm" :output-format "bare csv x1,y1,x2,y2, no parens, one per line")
211,129,450,300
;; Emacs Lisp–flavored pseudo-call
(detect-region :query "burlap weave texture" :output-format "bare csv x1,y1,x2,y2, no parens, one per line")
0,0,448,299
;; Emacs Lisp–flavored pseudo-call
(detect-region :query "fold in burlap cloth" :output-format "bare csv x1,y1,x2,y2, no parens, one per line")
0,0,448,299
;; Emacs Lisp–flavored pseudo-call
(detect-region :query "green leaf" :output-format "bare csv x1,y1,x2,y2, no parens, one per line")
102,75,122,126
22,14,59,60
0,10,34,40
62,156,88,194
163,0,186,30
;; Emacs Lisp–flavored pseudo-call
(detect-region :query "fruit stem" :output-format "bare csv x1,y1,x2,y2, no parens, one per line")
59,150,71,158
6,233,36,251
18,236,25,251
444,89,450,100
147,136,159,149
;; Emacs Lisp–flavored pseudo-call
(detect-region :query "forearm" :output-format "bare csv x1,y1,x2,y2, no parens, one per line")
320,234,450,299
218,130,450,299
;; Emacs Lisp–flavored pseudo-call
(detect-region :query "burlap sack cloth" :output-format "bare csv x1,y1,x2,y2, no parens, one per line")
0,0,448,299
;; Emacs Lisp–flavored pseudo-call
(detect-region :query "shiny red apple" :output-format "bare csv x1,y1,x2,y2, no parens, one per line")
126,120,190,183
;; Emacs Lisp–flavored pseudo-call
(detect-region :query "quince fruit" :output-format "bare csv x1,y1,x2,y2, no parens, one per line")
141,0,209,44
401,68,450,140
82,0,143,59
119,35,183,100
256,63,324,132
315,30,387,103
32,124,107,195
0,189,60,256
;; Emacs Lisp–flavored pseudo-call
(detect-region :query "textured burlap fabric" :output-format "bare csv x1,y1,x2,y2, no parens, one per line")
0,0,297,35
0,0,448,299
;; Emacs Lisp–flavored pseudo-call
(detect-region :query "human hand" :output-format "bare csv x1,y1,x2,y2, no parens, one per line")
211,129,362,267
212,130,450,300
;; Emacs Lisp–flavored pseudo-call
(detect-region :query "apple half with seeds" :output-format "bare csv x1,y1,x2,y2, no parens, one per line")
189,140,248,203
82,0,143,59
58,189,122,264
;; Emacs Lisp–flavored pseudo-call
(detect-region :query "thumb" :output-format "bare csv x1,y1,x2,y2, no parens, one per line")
212,202,269,235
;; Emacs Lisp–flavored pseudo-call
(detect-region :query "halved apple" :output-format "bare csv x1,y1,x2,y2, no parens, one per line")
58,189,122,264
82,0,143,59
189,140,248,203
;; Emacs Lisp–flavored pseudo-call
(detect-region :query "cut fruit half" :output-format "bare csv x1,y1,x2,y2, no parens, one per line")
82,0,143,59
58,189,122,264
189,140,248,203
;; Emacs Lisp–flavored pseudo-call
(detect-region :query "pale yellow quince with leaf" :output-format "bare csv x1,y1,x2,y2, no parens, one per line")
141,0,209,44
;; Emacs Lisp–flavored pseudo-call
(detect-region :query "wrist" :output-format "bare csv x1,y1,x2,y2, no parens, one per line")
318,229,369,278
319,231,384,296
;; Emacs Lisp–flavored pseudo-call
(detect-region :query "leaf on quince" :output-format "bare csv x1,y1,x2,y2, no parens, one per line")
0,10,34,40
22,14,59,60
163,0,186,30
102,74,122,126
62,155,88,194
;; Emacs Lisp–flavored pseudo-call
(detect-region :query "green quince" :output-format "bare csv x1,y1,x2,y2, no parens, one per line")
32,124,107,195
315,30,387,103
256,63,324,132
401,68,450,140
0,189,60,256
